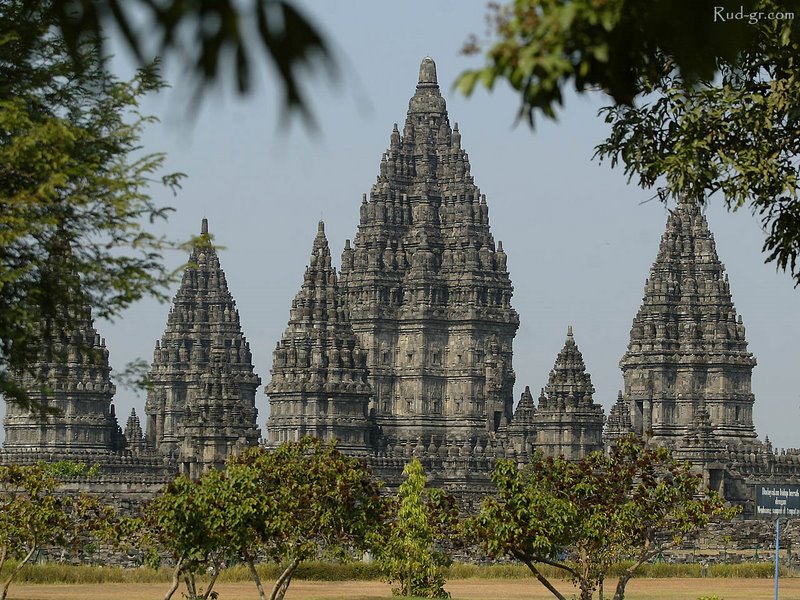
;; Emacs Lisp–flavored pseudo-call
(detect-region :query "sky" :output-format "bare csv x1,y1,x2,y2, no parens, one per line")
2,1,798,449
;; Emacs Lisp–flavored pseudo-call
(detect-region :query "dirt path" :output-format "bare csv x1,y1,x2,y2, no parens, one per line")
5,577,800,600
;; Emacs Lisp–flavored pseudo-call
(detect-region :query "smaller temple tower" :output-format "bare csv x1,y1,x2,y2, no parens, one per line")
3,304,125,454
145,219,261,463
266,222,374,454
620,197,758,447
124,408,148,454
508,386,537,458
1,283,172,484
532,326,605,459
603,391,634,449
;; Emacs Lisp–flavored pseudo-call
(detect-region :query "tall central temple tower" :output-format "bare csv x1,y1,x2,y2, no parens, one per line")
337,58,519,444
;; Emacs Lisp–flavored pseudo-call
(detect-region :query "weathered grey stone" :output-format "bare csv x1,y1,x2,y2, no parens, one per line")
266,222,374,454
620,197,757,447
145,218,261,473
532,326,605,459
4,58,800,529
604,391,634,447
338,57,519,450
0,302,172,481
3,304,123,453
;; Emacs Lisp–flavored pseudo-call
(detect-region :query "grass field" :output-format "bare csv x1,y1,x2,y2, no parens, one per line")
5,577,800,600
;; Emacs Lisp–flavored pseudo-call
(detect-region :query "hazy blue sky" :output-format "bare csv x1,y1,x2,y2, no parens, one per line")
3,1,798,449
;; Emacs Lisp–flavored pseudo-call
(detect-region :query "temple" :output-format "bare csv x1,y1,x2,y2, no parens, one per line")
532,326,604,460
336,57,519,448
620,197,758,447
266,222,373,453
3,58,799,517
0,286,171,500
144,218,261,476
2,304,125,455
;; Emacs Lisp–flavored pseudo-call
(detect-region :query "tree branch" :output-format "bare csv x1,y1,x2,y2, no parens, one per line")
201,562,221,600
1,542,38,600
163,556,184,600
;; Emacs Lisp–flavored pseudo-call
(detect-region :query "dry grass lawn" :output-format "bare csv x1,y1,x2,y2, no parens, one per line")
5,577,800,600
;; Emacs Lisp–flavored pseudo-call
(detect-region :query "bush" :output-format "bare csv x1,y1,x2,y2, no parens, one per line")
0,558,795,584
0,562,172,584
708,563,776,578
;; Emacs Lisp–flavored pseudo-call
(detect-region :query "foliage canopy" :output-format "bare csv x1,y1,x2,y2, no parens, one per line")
466,440,738,600
461,0,800,286
141,438,386,600
376,458,457,598
595,3,800,285
0,462,114,600
0,0,181,409
47,0,335,120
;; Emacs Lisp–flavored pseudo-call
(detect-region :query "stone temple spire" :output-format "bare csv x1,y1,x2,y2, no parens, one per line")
3,304,124,454
620,198,757,447
508,385,537,457
266,222,373,453
338,57,519,444
604,391,634,449
533,326,605,459
145,219,261,462
124,408,147,454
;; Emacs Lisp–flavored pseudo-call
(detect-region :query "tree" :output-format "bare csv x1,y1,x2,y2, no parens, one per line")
459,0,800,285
0,462,114,600
46,0,335,120
228,439,387,600
594,5,800,286
139,472,231,600
0,0,182,409
376,458,457,598
458,0,766,124
466,440,738,600
140,438,386,600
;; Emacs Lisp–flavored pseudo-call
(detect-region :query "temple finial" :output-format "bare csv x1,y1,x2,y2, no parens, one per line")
418,56,437,85
201,218,209,235
567,324,573,338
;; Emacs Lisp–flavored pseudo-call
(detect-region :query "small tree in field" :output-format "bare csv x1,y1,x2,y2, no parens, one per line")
229,438,387,600
140,472,233,600
377,458,457,598
0,462,113,600
141,438,386,600
467,439,738,600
